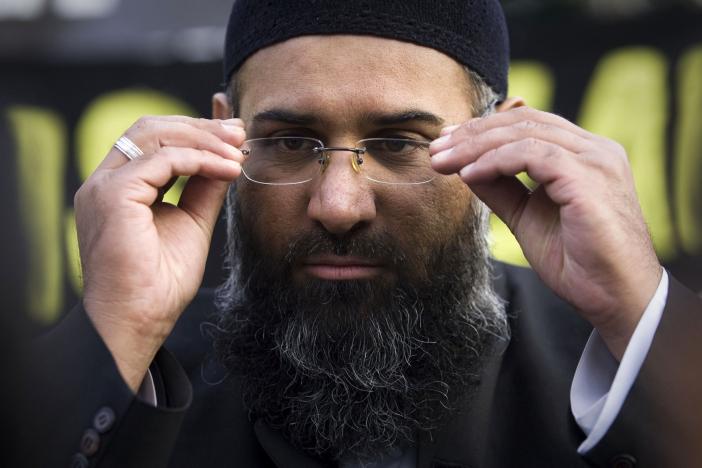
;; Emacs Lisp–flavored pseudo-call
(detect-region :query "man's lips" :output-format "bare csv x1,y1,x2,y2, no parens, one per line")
301,255,384,280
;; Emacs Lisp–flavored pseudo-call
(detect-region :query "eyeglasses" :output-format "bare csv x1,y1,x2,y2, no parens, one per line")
239,137,436,186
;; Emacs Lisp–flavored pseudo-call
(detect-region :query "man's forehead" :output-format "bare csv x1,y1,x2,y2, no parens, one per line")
236,35,473,122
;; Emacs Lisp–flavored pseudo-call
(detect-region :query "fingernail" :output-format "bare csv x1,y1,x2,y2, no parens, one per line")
431,134,451,150
431,147,454,164
440,125,459,136
222,125,245,137
222,118,245,129
459,163,474,179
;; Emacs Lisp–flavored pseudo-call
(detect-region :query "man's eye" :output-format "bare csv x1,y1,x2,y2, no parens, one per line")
276,138,307,152
382,140,410,152
367,139,423,154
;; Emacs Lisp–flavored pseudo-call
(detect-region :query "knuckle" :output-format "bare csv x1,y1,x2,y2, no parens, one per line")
486,147,501,160
589,141,630,177
73,184,86,207
129,116,159,137
522,137,541,150
462,118,482,133
610,141,628,159
596,136,627,159
612,155,632,178
514,120,542,132
513,106,533,117
196,117,211,128
76,175,106,208
134,115,154,129
544,145,563,160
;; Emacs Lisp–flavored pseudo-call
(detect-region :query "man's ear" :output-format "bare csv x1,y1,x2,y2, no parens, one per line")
497,96,526,112
212,92,231,119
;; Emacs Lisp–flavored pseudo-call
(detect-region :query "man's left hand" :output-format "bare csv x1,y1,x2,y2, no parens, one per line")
430,106,662,360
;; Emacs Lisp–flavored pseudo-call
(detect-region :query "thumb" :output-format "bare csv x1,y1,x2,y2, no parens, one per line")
468,176,531,232
177,175,233,236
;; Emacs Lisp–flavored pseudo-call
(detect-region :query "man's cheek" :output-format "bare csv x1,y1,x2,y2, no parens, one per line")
238,190,300,255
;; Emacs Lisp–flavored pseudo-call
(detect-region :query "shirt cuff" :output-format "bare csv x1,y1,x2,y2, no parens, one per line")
571,270,669,454
136,368,158,407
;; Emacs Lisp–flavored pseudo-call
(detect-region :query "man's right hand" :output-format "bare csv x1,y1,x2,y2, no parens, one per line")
74,116,245,392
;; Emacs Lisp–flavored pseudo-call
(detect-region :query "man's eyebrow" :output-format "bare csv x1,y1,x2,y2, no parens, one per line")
364,110,445,127
252,109,318,125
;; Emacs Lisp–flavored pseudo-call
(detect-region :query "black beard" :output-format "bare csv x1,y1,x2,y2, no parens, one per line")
213,196,508,464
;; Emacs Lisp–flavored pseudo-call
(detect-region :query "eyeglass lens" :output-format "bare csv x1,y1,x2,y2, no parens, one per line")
240,137,435,186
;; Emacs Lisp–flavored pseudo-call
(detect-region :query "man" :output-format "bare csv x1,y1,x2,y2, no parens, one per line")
27,1,702,467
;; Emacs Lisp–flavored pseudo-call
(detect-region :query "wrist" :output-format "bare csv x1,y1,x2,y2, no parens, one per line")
83,298,172,393
590,266,663,361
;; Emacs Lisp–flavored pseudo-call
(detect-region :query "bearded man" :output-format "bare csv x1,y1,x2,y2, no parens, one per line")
27,1,702,467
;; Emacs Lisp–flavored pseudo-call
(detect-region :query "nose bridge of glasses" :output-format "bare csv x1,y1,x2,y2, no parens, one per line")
315,146,365,174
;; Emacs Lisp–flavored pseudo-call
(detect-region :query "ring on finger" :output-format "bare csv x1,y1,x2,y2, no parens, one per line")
114,136,145,161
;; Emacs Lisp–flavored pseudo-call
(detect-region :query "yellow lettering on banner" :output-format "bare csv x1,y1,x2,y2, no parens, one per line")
7,107,66,325
578,47,675,260
490,62,555,267
675,45,702,255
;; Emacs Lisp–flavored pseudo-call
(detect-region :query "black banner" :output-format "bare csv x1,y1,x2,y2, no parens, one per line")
1,6,701,329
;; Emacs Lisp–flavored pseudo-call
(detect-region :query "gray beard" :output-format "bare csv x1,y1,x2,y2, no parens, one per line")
213,189,509,464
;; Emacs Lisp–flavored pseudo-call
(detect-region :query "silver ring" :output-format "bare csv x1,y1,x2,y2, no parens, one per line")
114,136,145,161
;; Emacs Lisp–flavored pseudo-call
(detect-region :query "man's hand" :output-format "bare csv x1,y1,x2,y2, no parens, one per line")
430,106,662,360
74,116,245,392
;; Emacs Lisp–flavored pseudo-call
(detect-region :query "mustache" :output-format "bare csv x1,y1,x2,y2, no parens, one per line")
282,228,408,268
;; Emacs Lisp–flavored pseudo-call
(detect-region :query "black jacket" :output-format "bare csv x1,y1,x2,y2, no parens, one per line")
25,262,702,468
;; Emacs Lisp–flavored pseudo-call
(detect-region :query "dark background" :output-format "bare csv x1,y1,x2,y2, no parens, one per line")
1,0,701,463
2,0,701,346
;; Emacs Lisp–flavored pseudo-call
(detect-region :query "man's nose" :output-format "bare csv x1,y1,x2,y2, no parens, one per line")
306,150,376,235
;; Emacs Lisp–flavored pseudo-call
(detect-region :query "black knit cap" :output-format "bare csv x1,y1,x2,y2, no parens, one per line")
223,0,510,98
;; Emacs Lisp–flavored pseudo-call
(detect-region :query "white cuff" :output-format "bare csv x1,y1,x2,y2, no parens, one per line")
136,368,158,407
571,270,669,454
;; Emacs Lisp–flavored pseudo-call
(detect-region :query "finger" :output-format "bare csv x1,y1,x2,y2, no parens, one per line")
154,116,246,146
158,115,245,128
459,138,580,206
99,117,246,171
469,176,532,232
431,106,597,155
431,120,593,174
113,146,241,206
177,176,231,237
439,124,460,136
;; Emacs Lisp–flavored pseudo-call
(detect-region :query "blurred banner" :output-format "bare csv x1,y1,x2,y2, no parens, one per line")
1,1,701,331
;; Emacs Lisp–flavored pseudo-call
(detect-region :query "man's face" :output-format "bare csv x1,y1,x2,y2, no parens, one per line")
234,35,475,279
213,35,508,463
